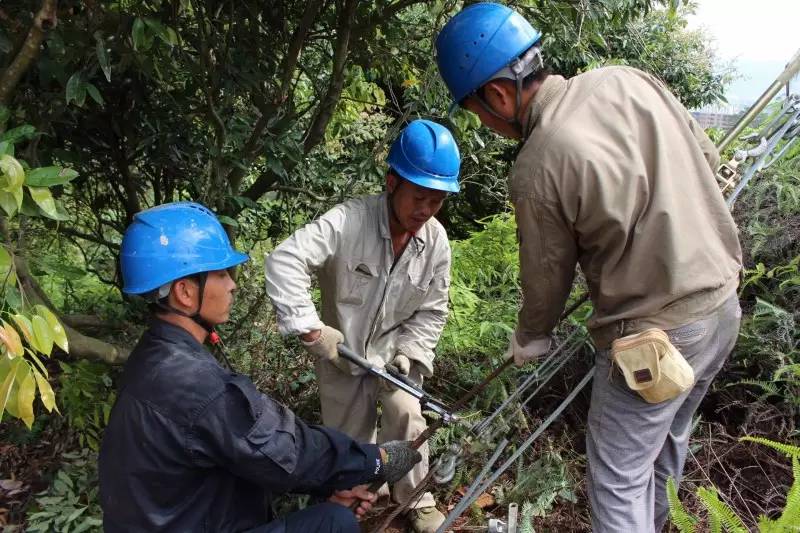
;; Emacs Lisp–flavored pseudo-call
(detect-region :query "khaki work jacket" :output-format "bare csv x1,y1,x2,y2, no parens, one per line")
511,67,742,348
264,193,450,376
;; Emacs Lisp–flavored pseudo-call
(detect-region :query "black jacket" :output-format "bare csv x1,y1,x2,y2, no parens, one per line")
98,319,382,532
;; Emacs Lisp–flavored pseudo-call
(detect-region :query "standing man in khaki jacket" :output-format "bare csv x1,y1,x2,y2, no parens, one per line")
264,119,460,533
436,3,742,532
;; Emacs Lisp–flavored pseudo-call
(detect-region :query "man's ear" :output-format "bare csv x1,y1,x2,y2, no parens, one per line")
483,79,515,115
169,278,196,310
386,172,399,193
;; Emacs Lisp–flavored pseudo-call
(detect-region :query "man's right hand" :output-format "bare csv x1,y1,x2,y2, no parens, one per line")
329,484,376,518
300,325,344,361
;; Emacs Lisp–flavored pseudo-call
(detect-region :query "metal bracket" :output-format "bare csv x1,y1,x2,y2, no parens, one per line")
488,503,518,533
432,443,462,484
336,344,457,424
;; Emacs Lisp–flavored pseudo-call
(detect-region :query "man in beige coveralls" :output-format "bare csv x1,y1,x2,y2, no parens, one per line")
436,3,742,532
264,119,460,532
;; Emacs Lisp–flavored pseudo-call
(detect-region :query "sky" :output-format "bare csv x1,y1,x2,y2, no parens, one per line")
687,0,800,109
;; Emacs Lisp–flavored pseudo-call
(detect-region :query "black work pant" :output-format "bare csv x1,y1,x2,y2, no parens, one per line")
253,502,359,533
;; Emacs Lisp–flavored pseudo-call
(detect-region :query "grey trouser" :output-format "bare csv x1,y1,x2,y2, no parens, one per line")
315,360,435,509
587,294,741,532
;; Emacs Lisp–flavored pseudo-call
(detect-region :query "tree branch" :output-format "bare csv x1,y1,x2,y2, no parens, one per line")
62,314,125,331
46,223,119,250
351,0,427,38
13,255,129,364
223,110,273,203
278,0,325,104
302,0,359,153
194,3,227,207
239,167,285,206
0,0,58,106
272,185,328,202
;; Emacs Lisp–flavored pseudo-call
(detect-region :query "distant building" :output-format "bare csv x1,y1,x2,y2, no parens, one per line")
691,111,742,129
691,102,748,130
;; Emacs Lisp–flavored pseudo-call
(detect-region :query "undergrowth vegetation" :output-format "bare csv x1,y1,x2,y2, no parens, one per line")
0,1,797,532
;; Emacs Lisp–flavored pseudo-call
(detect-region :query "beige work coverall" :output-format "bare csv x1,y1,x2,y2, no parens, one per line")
511,67,743,531
264,192,451,508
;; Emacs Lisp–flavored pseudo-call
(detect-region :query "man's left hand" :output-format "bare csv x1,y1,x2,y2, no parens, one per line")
390,353,411,375
329,484,377,518
506,330,551,366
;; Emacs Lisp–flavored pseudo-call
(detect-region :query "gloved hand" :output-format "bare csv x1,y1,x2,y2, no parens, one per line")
381,351,414,392
506,330,551,366
378,440,422,484
300,325,344,361
390,353,411,376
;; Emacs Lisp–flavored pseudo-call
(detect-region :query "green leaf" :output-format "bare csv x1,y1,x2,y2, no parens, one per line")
65,73,86,107
3,285,21,308
33,369,57,413
0,154,25,190
163,27,179,46
0,320,24,358
0,191,18,216
32,315,54,356
27,351,48,378
17,363,35,428
85,83,104,106
132,18,150,51
25,166,79,187
0,245,16,287
47,201,71,221
217,215,239,228
11,314,38,352
0,125,35,144
66,505,87,523
95,33,112,82
0,105,8,126
27,186,59,219
32,256,85,280
0,141,12,156
34,305,69,353
0,357,22,422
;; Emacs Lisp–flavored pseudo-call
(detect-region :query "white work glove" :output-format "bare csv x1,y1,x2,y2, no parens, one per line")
300,325,344,361
390,353,411,376
382,351,415,392
506,330,551,366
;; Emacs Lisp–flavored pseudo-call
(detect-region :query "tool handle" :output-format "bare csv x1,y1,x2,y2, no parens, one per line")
384,364,420,389
336,344,376,371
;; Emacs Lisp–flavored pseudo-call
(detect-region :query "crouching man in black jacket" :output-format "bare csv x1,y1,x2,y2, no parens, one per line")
99,202,422,532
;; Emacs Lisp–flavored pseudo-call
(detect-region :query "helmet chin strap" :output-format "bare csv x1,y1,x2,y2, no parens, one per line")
470,46,543,138
153,273,234,369
154,272,215,333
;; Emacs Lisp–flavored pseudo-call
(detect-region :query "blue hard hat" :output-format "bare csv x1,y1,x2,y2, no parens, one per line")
435,2,542,103
387,119,461,193
120,202,249,295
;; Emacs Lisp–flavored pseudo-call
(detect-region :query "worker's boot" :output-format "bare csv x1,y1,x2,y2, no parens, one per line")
409,505,445,533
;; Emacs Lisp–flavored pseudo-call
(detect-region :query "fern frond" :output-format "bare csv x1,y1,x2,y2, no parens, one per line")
740,436,800,458
696,486,747,533
732,379,780,399
756,514,778,533
518,501,535,533
667,476,698,533
775,455,800,529
773,363,800,380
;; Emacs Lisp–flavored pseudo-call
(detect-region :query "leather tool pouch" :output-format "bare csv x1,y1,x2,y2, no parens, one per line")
611,328,695,404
